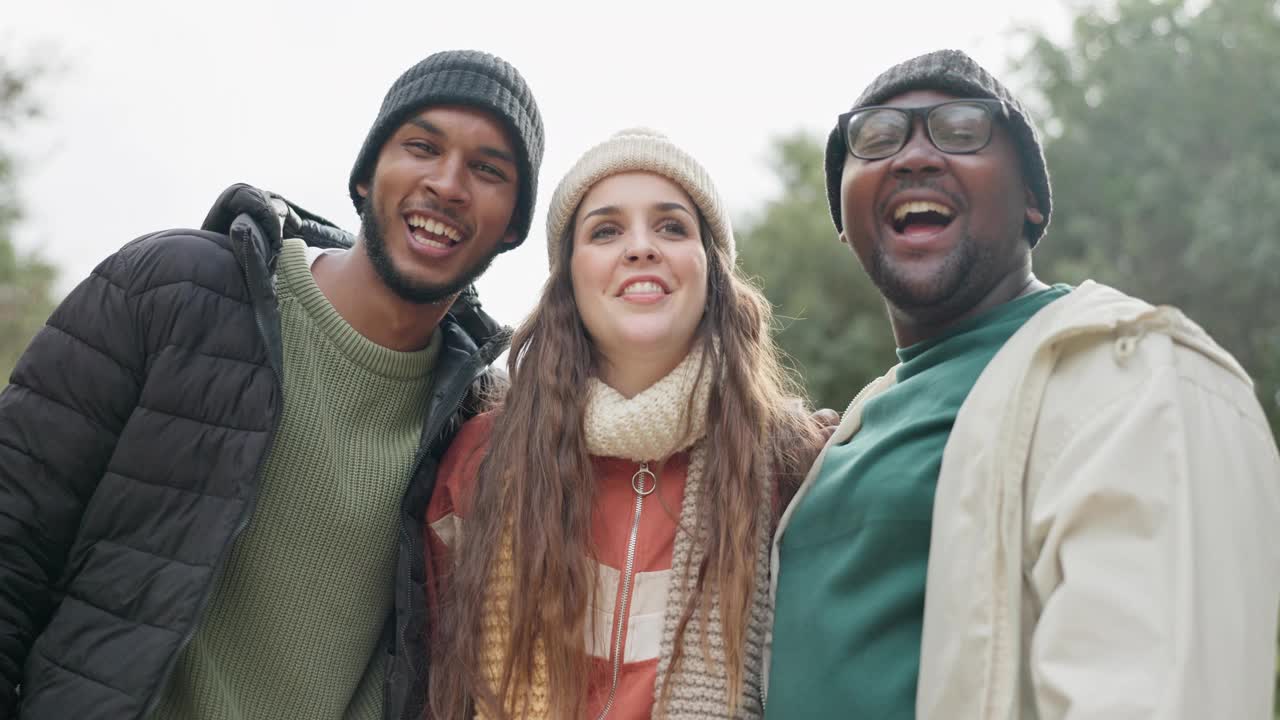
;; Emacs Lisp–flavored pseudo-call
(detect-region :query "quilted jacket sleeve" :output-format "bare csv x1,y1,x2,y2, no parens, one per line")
0,243,147,715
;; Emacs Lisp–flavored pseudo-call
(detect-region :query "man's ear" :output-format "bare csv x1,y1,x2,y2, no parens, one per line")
356,182,369,199
1024,187,1044,226
838,230,850,245
502,228,519,246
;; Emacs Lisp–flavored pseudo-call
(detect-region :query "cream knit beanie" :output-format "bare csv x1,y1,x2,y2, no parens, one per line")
544,127,735,267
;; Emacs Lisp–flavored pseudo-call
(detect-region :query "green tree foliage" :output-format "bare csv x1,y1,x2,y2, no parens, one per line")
737,132,896,412
0,52,56,381
1018,0,1280,437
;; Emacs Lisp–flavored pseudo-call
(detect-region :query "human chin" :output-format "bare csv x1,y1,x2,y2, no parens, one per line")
361,201,492,304
869,232,977,311
611,311,700,357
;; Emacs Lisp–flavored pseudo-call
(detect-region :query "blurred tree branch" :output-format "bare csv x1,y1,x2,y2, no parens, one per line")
0,46,58,380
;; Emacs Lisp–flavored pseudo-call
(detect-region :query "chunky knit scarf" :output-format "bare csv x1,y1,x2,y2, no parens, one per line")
583,347,711,463
476,348,769,719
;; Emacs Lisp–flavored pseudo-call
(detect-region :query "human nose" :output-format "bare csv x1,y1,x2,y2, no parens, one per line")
888,120,946,178
623,228,662,263
423,152,471,207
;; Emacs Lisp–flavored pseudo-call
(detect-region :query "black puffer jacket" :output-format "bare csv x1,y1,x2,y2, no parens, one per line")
0,184,510,720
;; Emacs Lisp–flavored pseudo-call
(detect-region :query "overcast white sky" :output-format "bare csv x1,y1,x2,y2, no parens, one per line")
8,0,1069,326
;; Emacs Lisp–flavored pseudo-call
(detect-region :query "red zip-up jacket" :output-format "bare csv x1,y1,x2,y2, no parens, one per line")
425,412,689,719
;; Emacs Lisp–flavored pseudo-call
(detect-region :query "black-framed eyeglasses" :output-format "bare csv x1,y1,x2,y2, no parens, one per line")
838,99,1009,161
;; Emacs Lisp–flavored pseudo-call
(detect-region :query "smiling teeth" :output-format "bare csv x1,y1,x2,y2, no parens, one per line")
893,201,954,221
407,215,461,242
416,237,450,250
622,281,665,296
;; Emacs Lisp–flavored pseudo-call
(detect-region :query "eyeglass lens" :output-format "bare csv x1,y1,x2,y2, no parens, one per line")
847,101,994,160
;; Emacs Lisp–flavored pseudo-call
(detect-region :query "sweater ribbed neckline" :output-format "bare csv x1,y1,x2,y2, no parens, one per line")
276,238,440,379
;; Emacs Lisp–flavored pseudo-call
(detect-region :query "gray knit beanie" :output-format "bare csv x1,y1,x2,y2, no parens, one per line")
824,49,1052,246
348,49,545,248
545,128,734,268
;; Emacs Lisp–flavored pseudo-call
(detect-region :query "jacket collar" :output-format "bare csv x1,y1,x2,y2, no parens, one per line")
201,182,507,353
1014,280,1251,385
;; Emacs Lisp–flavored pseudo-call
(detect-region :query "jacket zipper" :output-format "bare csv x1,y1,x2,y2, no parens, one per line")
595,462,657,720
394,332,509,720
136,227,285,720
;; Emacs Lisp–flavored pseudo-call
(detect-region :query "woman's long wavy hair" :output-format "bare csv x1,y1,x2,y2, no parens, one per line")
429,208,821,719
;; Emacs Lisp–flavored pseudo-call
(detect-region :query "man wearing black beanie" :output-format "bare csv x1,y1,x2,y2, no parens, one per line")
0,50,543,720
767,49,1280,719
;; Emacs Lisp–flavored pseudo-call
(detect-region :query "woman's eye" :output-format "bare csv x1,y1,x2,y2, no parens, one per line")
590,225,620,240
659,220,689,236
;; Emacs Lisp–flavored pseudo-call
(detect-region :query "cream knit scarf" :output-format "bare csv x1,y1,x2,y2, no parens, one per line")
477,347,768,719
583,347,711,462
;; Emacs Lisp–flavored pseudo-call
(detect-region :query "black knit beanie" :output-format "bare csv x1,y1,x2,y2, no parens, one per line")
824,49,1052,246
348,49,545,249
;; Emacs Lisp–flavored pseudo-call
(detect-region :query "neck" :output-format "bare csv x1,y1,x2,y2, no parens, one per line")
310,240,452,352
596,342,695,399
889,260,1047,348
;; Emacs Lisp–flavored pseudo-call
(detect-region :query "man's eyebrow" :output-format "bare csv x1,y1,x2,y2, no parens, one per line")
479,145,517,166
406,117,516,166
407,117,442,136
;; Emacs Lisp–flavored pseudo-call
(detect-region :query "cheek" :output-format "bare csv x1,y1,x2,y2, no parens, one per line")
371,152,410,190
568,266,601,340
368,159,415,213
968,169,1027,227
569,248,612,325
840,176,857,222
840,163,875,220
839,175,878,264
678,250,709,313
478,184,519,225
569,255,590,304
962,142,1030,223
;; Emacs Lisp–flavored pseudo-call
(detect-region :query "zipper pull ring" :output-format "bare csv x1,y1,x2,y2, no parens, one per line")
631,462,657,496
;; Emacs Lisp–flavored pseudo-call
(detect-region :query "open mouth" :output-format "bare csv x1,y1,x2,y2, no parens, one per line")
617,278,671,298
890,200,955,236
405,213,464,251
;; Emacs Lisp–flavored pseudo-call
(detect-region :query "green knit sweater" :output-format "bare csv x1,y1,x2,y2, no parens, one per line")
149,239,440,720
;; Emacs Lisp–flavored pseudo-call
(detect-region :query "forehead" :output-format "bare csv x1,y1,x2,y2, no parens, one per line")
395,105,516,152
576,171,695,216
878,88,963,108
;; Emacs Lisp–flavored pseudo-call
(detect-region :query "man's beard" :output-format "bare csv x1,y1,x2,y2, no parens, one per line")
867,228,982,312
360,199,498,306
864,223,1023,335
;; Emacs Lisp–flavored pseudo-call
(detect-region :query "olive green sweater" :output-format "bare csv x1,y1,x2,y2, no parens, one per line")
149,239,440,720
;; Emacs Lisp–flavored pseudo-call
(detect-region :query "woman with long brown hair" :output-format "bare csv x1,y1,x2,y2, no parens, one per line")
424,128,821,719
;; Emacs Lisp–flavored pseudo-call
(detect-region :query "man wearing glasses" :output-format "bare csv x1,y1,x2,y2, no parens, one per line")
766,49,1280,719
